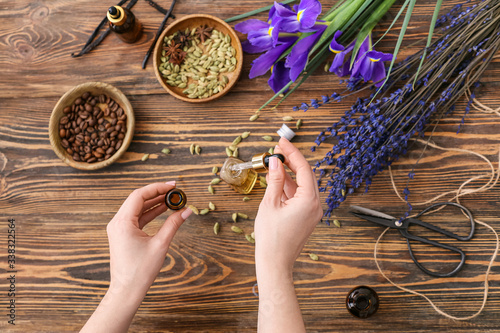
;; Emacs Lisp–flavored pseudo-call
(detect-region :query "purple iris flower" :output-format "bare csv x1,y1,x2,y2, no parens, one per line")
249,41,295,79
268,61,290,93
328,31,355,77
235,18,282,53
285,25,326,81
273,0,322,32
352,50,393,86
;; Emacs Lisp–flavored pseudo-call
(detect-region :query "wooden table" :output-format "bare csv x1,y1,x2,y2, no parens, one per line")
1,0,500,331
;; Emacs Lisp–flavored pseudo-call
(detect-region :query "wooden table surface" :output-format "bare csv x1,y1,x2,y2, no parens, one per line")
1,0,500,332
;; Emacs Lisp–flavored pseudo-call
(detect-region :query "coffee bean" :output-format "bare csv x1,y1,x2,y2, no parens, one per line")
59,129,66,137
61,139,69,148
63,106,71,114
82,122,88,131
82,92,91,100
118,114,127,121
99,94,106,103
106,147,115,155
87,157,97,163
111,118,117,126
108,100,115,108
118,133,125,140
89,99,97,106
87,127,95,133
74,127,81,134
110,140,116,147
111,103,118,112
66,148,74,155
75,98,83,105
104,108,110,117
105,96,111,104
60,116,69,125
110,112,117,119
116,140,123,150
84,153,92,160
93,152,103,158
110,131,118,138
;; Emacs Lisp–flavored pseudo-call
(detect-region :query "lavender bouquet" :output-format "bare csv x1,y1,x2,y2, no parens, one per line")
301,0,500,223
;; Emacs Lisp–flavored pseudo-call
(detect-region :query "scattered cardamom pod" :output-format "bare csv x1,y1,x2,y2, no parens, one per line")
213,222,220,235
341,189,345,196
260,176,267,188
324,62,331,72
268,147,274,154
208,185,215,194
242,131,250,139
209,202,216,211
243,196,250,202
249,114,259,122
228,144,236,152
188,205,199,215
232,136,242,146
212,166,219,174
189,143,195,155
262,135,273,142
251,231,255,239
296,119,303,129
231,225,243,234
199,208,210,215
283,116,294,121
161,148,171,154
195,145,201,155
232,147,239,158
211,178,221,185
237,212,248,219
309,253,319,261
226,147,232,157
245,234,255,243
232,212,238,223
141,153,150,161
333,219,341,228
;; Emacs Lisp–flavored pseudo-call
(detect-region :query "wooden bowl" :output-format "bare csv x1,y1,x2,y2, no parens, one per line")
153,14,243,103
49,82,135,170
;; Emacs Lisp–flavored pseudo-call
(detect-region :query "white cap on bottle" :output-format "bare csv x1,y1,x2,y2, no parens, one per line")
277,123,296,141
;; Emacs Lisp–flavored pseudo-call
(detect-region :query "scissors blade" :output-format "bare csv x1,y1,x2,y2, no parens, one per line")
350,206,402,229
350,205,397,220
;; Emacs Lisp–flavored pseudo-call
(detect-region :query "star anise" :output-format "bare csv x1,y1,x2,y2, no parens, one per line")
174,30,193,49
169,50,186,65
164,41,182,58
195,25,213,43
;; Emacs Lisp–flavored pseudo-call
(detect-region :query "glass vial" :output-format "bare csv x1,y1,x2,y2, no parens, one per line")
346,286,379,318
220,157,258,194
107,6,143,43
164,189,187,210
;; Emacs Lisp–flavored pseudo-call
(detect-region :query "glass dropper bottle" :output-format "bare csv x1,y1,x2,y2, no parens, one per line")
220,153,284,194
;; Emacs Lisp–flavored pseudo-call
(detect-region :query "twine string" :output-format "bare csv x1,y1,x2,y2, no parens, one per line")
377,83,500,320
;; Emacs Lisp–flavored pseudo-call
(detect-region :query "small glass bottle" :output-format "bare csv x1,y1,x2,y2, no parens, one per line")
220,153,285,194
164,189,187,210
346,286,379,318
220,157,259,194
107,6,143,43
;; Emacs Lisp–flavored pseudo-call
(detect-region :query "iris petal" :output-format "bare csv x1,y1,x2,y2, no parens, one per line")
235,19,269,34
249,42,294,79
268,61,291,93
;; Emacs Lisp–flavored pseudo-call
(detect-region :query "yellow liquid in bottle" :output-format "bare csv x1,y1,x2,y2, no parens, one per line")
220,157,258,194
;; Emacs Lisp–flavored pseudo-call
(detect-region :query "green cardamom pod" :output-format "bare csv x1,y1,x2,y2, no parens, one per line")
213,222,220,235
249,114,259,122
161,148,171,154
296,119,303,129
141,153,150,162
231,225,243,234
243,197,250,202
333,219,341,228
188,205,199,215
309,253,319,261
237,212,248,219
211,178,221,185
241,131,250,139
208,185,215,194
245,234,255,243
262,135,273,142
209,202,216,211
232,213,238,223
199,208,210,215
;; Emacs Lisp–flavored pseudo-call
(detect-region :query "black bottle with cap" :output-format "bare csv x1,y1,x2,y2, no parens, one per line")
107,6,143,43
346,286,379,318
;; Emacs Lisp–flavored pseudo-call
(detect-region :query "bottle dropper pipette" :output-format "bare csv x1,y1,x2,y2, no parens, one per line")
230,152,285,172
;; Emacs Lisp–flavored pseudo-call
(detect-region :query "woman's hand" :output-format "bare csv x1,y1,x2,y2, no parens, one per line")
81,181,192,333
107,181,192,295
254,138,322,333
255,138,323,272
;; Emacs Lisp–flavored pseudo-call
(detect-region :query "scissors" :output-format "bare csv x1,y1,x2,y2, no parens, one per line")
350,202,475,278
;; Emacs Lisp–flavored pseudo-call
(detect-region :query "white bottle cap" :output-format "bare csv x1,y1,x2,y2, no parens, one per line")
277,123,296,141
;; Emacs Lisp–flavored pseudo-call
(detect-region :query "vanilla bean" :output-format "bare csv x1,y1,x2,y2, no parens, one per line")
144,0,175,18
141,0,177,69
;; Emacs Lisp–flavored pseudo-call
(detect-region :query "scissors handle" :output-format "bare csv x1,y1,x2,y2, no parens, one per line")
400,202,475,278
402,232,466,277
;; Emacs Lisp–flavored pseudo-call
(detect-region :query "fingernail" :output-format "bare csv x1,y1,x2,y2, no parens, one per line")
181,207,193,219
165,181,176,186
269,156,278,170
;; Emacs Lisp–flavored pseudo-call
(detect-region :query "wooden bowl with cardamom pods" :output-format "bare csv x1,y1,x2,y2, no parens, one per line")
153,14,243,103
49,82,135,170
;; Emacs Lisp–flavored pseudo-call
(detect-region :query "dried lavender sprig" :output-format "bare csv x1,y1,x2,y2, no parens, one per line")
302,0,500,223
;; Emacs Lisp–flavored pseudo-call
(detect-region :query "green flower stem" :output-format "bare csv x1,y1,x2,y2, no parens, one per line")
224,0,296,23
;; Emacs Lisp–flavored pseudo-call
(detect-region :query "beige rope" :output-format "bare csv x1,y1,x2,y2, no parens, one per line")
465,55,500,116
376,141,500,320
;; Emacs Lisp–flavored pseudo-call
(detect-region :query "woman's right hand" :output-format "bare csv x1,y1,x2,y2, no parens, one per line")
254,137,323,272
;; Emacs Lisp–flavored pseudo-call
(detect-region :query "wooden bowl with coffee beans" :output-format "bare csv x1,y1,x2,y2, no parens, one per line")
49,82,135,170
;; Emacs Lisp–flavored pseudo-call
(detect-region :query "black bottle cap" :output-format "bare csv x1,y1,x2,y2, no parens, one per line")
263,154,285,167
346,286,379,318
108,6,119,18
